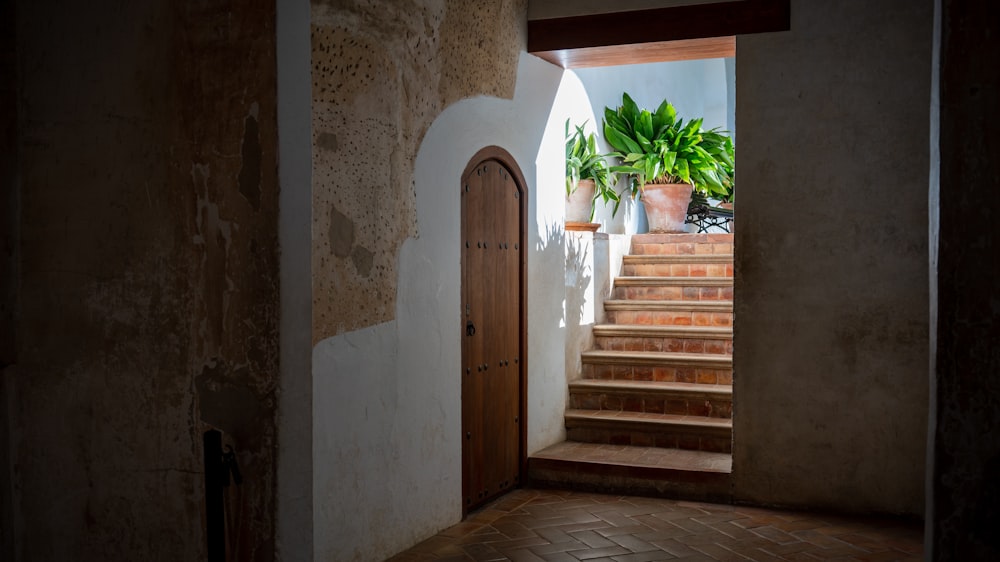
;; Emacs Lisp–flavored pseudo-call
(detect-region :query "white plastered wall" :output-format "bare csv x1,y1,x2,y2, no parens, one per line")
312,52,603,561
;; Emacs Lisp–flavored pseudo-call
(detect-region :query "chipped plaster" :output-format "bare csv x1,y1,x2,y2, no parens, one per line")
310,0,526,340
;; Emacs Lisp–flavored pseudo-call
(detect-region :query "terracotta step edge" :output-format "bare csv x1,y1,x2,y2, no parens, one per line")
593,324,732,338
604,299,733,311
529,442,733,474
569,379,732,396
623,254,734,263
631,233,734,243
615,276,733,286
581,350,732,368
565,409,733,431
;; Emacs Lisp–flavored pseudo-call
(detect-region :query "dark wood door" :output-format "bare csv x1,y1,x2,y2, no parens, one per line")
461,154,523,513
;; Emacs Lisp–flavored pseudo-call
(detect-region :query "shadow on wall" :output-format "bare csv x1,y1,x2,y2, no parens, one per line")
565,232,592,333
535,222,568,332
536,221,595,387
564,230,593,384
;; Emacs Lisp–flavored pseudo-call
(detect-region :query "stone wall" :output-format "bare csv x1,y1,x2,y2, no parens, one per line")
310,0,526,340
11,1,279,559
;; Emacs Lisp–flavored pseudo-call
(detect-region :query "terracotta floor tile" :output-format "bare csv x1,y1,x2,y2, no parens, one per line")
572,545,631,560
502,547,547,562
689,542,752,561
389,489,922,561
649,537,701,557
608,551,675,562
532,552,578,562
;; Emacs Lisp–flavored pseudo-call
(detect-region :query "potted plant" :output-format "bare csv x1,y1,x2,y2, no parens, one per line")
603,93,734,233
565,119,619,223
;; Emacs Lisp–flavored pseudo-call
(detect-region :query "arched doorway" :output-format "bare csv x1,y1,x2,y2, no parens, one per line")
460,147,528,513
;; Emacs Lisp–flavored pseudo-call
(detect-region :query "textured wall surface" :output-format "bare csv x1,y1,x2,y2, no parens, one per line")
932,0,1000,558
12,1,279,560
734,0,932,515
310,0,526,340
312,51,566,561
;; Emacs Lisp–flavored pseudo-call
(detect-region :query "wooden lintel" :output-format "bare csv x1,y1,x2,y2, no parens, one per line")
534,36,736,69
528,0,789,61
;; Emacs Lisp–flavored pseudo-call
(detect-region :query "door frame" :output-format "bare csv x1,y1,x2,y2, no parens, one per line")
460,146,528,515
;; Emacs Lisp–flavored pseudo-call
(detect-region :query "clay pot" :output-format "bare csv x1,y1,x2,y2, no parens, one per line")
641,182,693,233
565,179,596,223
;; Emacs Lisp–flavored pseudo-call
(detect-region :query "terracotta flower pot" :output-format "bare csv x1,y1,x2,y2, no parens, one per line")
641,182,692,233
565,179,596,223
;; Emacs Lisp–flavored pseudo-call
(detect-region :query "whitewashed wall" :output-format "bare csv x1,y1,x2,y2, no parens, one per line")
312,53,579,561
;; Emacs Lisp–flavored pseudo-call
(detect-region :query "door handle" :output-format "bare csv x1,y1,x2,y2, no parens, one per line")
466,321,476,336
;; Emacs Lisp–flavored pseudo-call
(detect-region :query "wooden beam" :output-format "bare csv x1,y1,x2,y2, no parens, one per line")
528,0,789,55
534,36,735,69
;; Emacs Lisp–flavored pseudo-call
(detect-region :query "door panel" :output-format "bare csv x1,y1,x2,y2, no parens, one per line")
461,156,523,513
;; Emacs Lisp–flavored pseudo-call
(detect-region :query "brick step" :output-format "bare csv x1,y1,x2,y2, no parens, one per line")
565,409,732,453
569,380,732,418
582,350,732,384
527,442,732,503
632,233,734,243
604,299,733,327
630,233,733,257
622,254,734,277
612,276,733,301
593,324,732,355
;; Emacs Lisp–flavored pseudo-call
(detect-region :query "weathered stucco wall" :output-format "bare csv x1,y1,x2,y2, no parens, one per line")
12,1,279,560
734,0,931,515
310,0,526,340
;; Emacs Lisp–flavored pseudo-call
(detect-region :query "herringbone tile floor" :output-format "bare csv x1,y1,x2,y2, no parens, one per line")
388,489,922,561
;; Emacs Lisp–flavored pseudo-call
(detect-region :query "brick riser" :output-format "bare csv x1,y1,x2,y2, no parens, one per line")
630,233,734,256
565,428,731,454
581,363,732,385
595,336,733,355
569,391,732,419
565,414,732,454
623,263,734,277
605,307,733,327
613,285,734,301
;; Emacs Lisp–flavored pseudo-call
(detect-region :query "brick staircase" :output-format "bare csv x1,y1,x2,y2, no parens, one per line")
529,233,735,502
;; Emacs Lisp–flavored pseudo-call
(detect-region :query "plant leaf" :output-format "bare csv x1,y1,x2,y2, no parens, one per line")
604,123,641,155
637,110,654,142
621,93,639,124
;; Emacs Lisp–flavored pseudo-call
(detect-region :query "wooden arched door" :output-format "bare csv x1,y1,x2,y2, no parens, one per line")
461,147,527,513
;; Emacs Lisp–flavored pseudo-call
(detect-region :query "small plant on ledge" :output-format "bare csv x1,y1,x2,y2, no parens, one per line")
565,119,619,223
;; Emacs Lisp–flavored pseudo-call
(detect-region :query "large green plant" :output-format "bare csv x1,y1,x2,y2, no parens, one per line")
602,93,734,201
565,119,620,219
